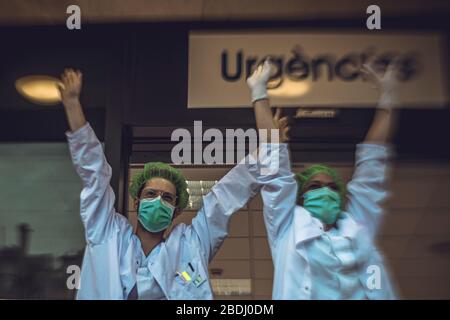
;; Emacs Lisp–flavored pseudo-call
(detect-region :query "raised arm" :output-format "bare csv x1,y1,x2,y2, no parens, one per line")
246,59,298,250
346,60,400,237
189,158,262,261
60,69,120,245
363,59,400,144
247,59,279,140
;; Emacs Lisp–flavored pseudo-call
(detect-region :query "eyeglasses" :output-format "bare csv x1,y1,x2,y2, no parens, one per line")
303,181,339,193
140,188,177,204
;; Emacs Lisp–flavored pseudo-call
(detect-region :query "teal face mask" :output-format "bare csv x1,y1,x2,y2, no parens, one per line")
138,196,175,233
303,187,342,225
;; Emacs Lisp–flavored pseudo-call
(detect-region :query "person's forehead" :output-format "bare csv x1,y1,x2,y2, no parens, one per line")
143,178,176,193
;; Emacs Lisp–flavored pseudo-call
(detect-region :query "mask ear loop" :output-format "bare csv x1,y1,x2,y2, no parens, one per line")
162,210,177,240
161,198,178,240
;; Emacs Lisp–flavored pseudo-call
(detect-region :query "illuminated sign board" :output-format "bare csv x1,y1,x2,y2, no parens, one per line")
188,32,447,109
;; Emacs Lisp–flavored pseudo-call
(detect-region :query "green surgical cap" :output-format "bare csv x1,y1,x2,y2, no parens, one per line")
295,164,346,201
129,162,189,210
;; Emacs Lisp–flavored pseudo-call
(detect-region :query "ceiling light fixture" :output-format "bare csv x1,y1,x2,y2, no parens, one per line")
15,75,62,106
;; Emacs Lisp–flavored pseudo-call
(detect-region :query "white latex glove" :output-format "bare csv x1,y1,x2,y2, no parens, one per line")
361,58,400,109
246,58,273,103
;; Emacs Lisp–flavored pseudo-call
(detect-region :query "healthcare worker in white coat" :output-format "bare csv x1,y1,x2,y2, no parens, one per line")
246,58,400,299
58,66,286,300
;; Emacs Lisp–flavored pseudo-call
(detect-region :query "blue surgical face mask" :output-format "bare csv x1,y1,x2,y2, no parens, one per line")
303,187,342,225
138,196,175,233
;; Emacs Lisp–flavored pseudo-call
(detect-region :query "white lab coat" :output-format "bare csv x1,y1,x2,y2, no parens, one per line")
66,123,285,300
260,143,398,299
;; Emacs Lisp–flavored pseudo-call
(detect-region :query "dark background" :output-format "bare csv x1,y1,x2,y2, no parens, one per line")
0,15,449,212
